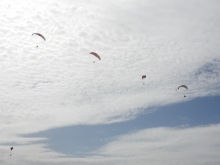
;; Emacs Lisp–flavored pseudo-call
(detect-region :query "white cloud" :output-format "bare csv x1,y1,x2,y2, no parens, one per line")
92,124,220,165
0,0,220,163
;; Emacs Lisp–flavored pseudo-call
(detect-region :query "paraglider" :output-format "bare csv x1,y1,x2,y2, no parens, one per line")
32,33,46,48
177,85,188,97
32,33,46,41
10,147,13,156
90,52,101,63
142,75,146,85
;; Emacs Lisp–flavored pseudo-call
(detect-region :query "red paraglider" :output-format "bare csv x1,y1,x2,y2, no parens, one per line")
90,52,101,60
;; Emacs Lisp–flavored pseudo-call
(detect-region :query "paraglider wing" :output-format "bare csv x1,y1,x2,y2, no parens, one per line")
32,33,46,41
90,52,101,60
142,75,146,79
177,85,188,90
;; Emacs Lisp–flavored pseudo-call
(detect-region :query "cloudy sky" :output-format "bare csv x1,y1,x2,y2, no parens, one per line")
0,0,220,164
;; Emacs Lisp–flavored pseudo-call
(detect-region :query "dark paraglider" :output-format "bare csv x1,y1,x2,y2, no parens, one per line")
177,85,188,90
32,33,46,41
32,33,45,48
142,75,146,85
177,85,188,97
10,147,13,156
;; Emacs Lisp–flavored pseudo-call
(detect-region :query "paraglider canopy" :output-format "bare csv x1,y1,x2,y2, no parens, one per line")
142,75,146,79
90,52,101,60
177,85,188,90
32,33,46,41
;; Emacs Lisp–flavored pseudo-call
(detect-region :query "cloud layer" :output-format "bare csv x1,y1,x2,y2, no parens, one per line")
2,124,220,165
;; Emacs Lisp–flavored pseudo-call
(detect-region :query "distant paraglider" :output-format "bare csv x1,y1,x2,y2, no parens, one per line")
32,33,46,41
142,75,146,85
177,85,188,97
10,147,13,156
90,52,101,63
32,33,46,48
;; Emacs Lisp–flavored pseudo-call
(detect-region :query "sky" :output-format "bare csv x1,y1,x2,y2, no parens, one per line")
0,0,220,164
